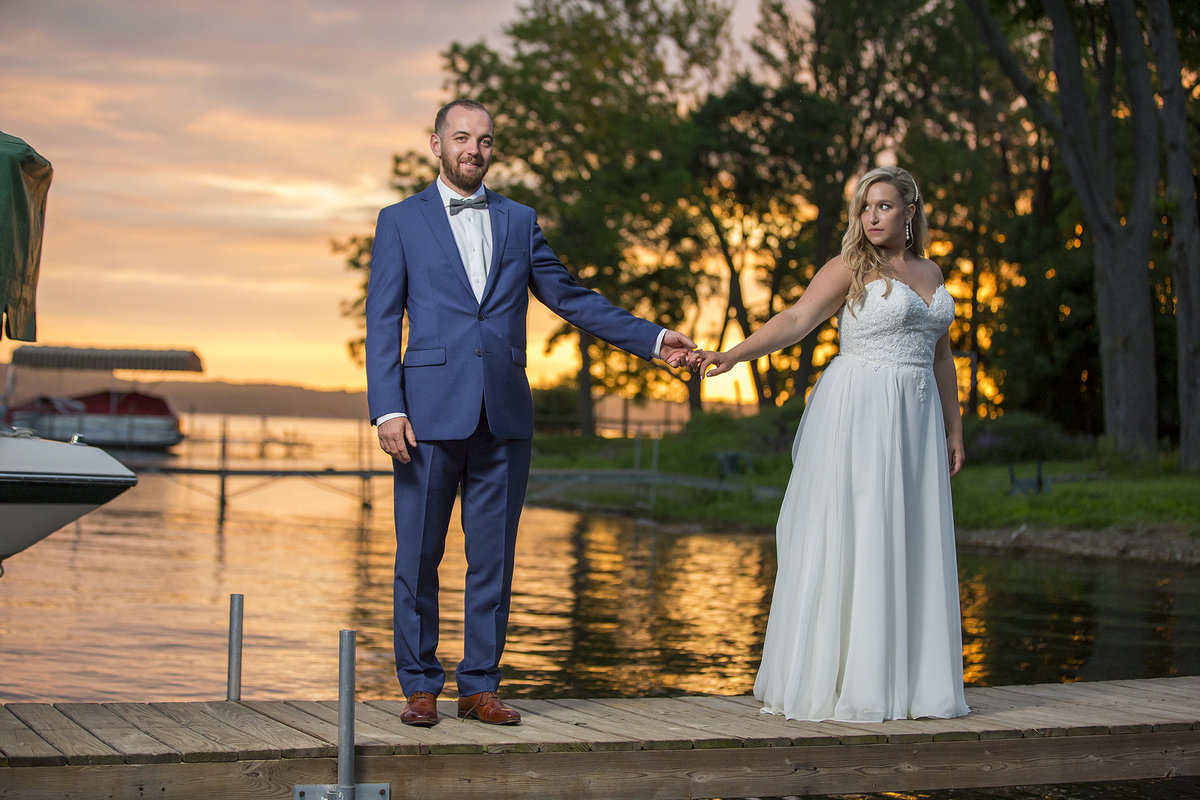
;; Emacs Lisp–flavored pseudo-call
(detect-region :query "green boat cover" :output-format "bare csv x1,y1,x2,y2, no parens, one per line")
1,131,53,342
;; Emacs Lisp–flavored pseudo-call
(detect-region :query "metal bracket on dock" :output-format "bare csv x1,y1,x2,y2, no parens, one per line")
293,784,389,800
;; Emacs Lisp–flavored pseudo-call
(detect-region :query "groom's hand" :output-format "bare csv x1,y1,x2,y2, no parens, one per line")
378,416,418,464
659,329,697,368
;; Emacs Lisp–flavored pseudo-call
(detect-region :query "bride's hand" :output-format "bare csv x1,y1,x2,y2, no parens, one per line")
693,350,735,378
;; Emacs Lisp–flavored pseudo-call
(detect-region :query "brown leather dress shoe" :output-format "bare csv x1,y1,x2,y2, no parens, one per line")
400,691,439,726
457,691,521,724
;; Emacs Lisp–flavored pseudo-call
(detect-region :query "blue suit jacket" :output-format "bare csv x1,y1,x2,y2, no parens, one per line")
365,183,662,440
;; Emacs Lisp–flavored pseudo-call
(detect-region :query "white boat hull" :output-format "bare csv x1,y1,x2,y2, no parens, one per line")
0,430,138,561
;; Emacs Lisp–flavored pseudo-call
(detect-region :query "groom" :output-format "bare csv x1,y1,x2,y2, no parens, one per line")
366,99,694,725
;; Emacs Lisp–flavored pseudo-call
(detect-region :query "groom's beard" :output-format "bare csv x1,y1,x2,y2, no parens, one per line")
441,152,489,194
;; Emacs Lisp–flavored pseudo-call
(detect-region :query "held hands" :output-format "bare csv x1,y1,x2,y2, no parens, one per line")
659,330,698,368
686,349,735,379
378,416,418,464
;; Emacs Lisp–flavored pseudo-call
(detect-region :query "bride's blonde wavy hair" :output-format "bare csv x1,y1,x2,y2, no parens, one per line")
841,166,927,310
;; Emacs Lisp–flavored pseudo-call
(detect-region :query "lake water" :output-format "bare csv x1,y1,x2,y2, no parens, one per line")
1,414,1198,799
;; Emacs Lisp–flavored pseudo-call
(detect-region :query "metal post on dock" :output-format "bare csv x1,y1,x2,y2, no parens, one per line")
227,593,243,701
337,629,355,800
295,629,387,800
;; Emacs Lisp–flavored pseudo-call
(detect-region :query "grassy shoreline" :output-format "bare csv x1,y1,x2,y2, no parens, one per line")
528,421,1200,540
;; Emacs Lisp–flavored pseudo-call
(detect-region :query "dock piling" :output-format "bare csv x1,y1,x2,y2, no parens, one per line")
294,629,388,800
226,593,243,701
337,629,355,800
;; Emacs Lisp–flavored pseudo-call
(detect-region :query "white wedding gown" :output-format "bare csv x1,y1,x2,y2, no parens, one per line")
754,279,970,722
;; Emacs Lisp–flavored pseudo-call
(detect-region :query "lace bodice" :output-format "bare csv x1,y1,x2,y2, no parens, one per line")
837,279,953,369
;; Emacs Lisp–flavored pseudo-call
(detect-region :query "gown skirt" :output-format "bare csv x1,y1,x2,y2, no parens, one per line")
753,282,970,722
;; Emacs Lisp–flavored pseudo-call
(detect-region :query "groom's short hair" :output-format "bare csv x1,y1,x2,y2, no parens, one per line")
435,99,493,137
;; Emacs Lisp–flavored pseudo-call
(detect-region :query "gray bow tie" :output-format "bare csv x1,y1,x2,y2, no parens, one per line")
448,195,488,215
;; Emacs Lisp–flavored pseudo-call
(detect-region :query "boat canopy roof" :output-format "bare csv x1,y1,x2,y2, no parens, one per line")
11,346,203,372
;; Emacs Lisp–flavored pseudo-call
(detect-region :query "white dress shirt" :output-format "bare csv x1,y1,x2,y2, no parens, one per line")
437,180,493,302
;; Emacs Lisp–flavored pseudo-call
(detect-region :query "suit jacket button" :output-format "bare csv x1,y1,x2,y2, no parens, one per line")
477,312,486,320
474,348,482,357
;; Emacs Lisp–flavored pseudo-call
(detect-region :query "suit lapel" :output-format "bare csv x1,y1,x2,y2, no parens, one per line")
479,189,508,305
417,183,477,299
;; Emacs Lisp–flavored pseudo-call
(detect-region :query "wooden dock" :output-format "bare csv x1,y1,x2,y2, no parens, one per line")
2,676,1198,799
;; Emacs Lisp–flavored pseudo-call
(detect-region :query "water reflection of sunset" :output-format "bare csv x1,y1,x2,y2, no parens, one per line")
959,570,992,687
651,535,771,695
1,419,1196,704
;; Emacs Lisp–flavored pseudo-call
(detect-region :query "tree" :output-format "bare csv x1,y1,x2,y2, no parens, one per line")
687,0,924,409
1145,0,1200,470
443,0,730,434
965,0,1162,459
895,0,1049,419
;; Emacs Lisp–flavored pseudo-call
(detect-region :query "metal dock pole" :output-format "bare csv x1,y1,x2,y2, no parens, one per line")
337,629,356,800
226,593,243,701
294,630,387,800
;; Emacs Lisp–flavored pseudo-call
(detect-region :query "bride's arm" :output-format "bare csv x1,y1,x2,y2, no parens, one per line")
933,332,965,477
698,258,852,378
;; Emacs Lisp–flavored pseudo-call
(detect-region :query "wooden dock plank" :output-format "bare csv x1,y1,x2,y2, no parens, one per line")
585,697,751,748
655,697,793,746
195,703,333,759
411,700,606,753
467,706,605,753
978,683,1194,736
1109,675,1200,703
705,695,950,753
0,706,65,768
356,701,500,755
706,694,893,744
1001,682,1196,733
1,677,1198,799
291,700,431,755
541,697,719,750
1104,678,1200,723
354,729,1200,800
952,686,1075,737
150,703,281,761
1,730,1196,800
672,695,832,746
0,757,342,799
54,704,178,764
363,700,540,754
3,704,122,766
237,700,342,752
512,697,698,750
506,699,643,752
105,703,238,763
320,701,434,755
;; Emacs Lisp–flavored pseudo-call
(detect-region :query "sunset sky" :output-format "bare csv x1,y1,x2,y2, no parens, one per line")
2,0,763,393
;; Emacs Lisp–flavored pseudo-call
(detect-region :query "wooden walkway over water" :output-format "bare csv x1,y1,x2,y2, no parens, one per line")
2,676,1197,799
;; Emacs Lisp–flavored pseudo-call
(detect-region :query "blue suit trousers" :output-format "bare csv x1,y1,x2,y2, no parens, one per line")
390,407,532,697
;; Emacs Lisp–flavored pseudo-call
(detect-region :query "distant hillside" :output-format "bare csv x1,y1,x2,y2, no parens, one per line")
1,364,367,419
155,380,368,419
2,364,737,426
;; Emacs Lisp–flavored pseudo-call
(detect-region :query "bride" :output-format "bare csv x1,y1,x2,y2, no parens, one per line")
692,166,969,722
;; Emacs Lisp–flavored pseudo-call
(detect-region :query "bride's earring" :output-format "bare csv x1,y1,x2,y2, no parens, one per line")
905,218,913,247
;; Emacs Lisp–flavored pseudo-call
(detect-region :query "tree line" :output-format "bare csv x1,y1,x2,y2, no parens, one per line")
337,0,1200,471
